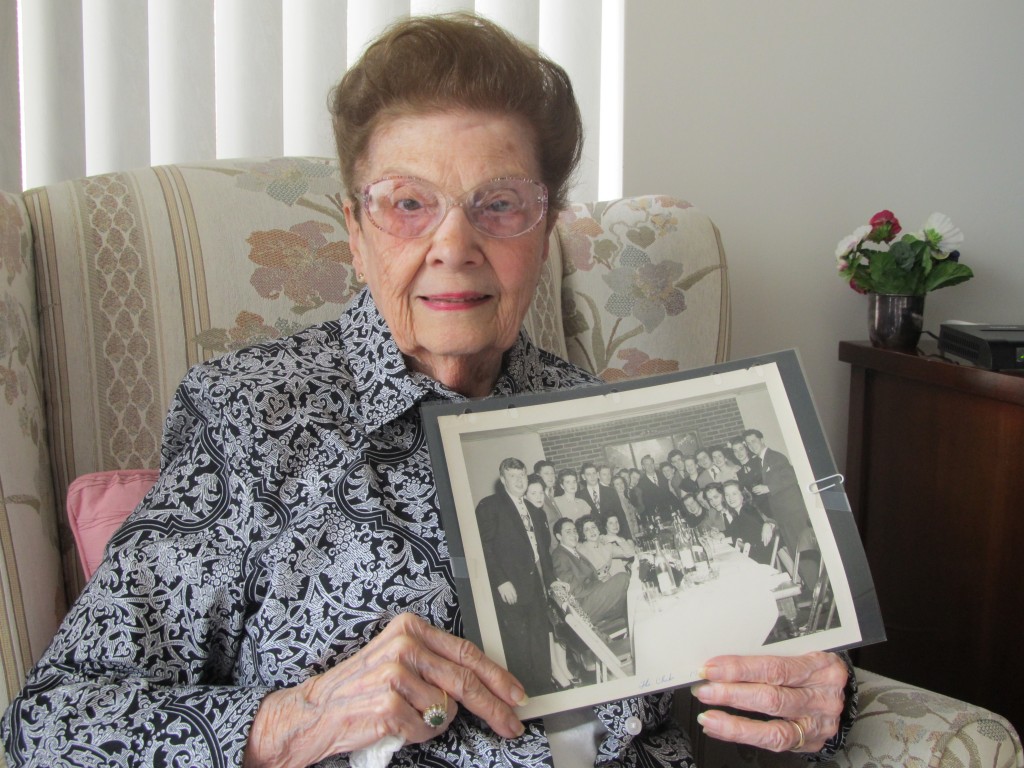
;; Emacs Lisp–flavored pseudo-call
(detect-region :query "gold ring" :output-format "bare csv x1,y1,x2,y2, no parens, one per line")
789,719,806,751
422,690,448,728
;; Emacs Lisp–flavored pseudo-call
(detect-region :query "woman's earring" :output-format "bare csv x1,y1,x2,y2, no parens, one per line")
357,272,365,282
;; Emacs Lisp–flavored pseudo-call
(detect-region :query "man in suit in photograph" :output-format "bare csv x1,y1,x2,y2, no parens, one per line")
578,462,623,530
476,457,555,696
635,454,680,526
534,459,558,500
532,461,562,533
744,429,811,556
731,436,771,517
669,450,700,498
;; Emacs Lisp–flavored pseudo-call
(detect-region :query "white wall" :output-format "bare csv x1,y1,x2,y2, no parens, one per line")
622,0,1024,470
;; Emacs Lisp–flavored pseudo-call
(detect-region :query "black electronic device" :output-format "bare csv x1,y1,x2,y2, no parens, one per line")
938,323,1024,370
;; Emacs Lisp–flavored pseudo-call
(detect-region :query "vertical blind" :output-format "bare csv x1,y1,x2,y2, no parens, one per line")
4,0,624,200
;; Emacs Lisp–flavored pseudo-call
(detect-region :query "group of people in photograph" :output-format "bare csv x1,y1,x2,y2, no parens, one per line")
474,428,818,696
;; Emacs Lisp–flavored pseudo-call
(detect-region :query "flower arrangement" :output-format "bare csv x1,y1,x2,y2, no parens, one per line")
836,210,972,295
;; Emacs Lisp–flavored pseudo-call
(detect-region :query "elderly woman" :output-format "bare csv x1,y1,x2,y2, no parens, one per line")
1,13,853,768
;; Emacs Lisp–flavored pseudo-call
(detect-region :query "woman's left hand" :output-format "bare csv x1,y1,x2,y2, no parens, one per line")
692,651,847,753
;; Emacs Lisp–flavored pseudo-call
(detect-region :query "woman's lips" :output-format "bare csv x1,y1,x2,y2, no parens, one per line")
419,293,491,310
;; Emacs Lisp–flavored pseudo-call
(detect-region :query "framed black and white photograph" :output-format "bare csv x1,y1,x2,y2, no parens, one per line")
423,350,883,720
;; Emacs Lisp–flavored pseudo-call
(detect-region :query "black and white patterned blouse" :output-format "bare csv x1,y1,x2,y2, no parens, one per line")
2,290,854,766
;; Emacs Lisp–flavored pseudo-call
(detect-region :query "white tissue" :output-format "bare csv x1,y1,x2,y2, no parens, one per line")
350,735,404,768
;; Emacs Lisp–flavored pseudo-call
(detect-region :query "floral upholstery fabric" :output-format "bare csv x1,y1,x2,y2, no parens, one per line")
556,198,730,380
1,157,1019,767
677,669,1023,768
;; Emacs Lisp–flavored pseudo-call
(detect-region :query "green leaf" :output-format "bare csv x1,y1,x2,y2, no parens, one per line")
676,264,724,291
625,226,655,249
888,240,915,271
924,262,974,292
577,291,609,371
869,254,917,294
594,239,618,266
192,328,230,352
590,202,610,222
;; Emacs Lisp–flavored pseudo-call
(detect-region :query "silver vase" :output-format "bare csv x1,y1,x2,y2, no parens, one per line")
868,293,925,352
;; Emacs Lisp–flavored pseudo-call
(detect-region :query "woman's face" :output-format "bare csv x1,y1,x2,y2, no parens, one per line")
723,484,745,511
345,110,550,396
606,516,620,535
612,476,625,494
525,481,546,508
705,487,724,509
561,475,578,495
711,449,727,467
582,521,600,542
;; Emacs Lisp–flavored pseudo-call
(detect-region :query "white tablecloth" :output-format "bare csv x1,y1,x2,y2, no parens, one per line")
626,542,785,686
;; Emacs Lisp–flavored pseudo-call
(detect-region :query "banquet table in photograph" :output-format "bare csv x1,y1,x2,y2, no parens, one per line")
626,540,791,688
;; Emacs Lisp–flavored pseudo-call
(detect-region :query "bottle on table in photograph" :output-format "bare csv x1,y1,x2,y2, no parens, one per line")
674,522,696,578
691,539,710,582
671,520,696,585
653,541,676,595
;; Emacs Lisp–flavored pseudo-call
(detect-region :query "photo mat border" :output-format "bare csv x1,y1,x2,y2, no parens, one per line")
423,350,883,719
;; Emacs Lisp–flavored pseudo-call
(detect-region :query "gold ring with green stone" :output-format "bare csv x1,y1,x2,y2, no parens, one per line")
422,690,448,728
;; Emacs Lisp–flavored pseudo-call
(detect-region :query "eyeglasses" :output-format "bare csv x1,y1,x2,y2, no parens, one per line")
361,176,548,239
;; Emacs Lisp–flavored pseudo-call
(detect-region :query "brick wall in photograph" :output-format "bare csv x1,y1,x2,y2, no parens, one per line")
540,397,745,473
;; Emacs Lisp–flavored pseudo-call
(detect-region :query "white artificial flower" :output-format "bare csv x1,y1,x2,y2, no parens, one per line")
923,212,964,255
859,239,890,253
835,224,872,260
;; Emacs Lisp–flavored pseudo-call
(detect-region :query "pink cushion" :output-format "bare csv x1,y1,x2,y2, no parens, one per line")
67,470,159,579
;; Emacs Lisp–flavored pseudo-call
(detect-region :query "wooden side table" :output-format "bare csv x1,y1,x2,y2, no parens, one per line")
840,341,1024,734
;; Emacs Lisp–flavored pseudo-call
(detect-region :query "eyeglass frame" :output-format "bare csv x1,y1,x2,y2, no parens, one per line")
358,175,549,240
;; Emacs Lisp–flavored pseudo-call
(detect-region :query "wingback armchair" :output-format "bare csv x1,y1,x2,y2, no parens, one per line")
1,158,1020,767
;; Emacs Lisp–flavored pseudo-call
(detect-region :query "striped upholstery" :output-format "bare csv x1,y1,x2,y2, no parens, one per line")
0,190,65,726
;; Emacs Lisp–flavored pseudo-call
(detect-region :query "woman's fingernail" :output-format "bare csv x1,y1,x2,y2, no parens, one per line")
512,719,525,737
698,666,709,679
511,687,528,706
692,682,716,701
696,712,709,727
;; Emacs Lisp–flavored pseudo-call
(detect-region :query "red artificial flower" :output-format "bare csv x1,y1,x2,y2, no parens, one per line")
867,210,901,243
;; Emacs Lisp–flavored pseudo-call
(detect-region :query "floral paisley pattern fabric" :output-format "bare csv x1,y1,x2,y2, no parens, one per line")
1,290,689,767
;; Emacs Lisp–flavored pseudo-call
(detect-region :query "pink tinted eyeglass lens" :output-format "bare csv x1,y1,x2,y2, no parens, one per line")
362,176,548,239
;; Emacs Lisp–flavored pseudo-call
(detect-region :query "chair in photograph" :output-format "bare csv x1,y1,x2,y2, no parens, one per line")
549,583,631,684
802,558,836,633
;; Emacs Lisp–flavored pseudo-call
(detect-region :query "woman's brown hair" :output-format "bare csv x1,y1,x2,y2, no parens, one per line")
329,12,583,215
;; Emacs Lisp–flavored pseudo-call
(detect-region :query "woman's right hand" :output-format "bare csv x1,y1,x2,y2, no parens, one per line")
243,613,526,768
